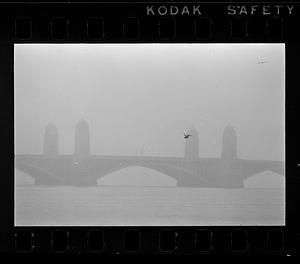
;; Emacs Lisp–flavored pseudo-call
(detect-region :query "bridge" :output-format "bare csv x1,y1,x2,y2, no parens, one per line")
15,120,285,188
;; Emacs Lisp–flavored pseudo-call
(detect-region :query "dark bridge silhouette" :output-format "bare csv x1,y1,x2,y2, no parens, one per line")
15,121,285,188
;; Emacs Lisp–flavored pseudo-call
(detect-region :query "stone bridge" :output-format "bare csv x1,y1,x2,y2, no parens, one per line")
15,121,285,188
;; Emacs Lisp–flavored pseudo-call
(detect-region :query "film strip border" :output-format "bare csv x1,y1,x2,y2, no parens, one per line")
0,3,298,42
0,2,299,255
9,227,284,254
11,15,288,41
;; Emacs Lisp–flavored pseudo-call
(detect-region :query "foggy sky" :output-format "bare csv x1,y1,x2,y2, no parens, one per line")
14,44,285,161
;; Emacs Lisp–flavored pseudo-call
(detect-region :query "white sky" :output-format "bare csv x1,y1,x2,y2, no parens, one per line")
14,44,285,161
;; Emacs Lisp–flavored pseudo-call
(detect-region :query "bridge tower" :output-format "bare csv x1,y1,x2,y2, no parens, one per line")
74,119,90,156
43,123,58,155
222,125,237,160
219,125,242,187
184,127,199,160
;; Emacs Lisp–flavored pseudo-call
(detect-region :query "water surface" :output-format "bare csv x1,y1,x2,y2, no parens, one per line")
15,186,285,226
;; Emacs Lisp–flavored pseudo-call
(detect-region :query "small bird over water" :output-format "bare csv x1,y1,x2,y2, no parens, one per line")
184,132,192,139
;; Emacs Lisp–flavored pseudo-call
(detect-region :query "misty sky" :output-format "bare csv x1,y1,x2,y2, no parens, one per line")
14,44,285,161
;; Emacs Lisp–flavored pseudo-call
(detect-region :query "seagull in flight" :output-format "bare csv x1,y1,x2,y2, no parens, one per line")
184,132,192,139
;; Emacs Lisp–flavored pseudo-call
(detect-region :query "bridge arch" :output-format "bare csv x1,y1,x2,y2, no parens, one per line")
244,170,285,188
15,169,35,185
15,161,65,185
97,166,178,186
94,162,208,187
15,156,209,187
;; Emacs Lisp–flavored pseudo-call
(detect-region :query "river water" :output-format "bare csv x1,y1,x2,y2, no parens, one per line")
15,186,285,226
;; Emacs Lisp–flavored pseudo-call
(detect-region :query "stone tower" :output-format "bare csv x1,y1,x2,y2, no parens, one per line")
222,125,237,160
43,123,58,155
74,119,90,156
184,127,199,160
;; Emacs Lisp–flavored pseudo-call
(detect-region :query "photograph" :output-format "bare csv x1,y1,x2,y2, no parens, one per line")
14,43,285,226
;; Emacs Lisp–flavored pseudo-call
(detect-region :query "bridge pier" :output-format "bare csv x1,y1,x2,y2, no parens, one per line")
176,176,207,188
217,161,245,188
72,180,98,186
216,177,244,188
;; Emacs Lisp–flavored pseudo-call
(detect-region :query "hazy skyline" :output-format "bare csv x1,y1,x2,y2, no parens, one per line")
15,44,285,161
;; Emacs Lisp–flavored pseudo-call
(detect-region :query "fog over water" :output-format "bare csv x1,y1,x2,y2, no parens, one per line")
14,44,285,225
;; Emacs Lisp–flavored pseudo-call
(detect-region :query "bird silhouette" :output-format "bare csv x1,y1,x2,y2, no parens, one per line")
184,132,192,139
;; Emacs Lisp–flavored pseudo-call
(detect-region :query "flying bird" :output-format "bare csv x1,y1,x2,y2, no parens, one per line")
184,132,192,139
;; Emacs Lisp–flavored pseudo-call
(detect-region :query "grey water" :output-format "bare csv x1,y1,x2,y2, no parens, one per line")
15,185,284,226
